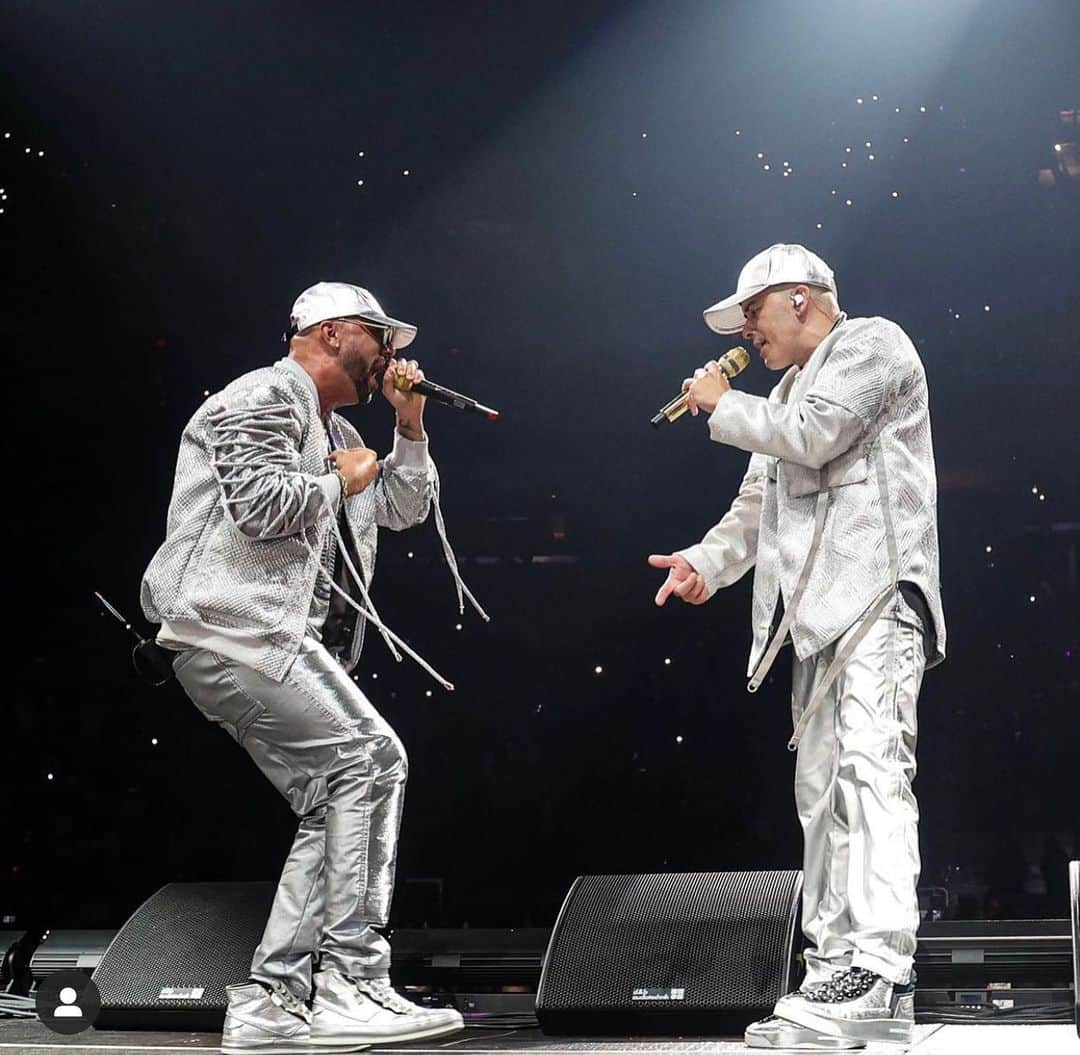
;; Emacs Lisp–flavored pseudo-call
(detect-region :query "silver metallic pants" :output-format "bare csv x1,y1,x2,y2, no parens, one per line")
173,637,407,998
791,591,926,987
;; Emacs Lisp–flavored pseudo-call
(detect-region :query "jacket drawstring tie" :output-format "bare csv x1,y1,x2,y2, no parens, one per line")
747,444,899,752
305,514,455,691
431,472,490,623
304,467,490,691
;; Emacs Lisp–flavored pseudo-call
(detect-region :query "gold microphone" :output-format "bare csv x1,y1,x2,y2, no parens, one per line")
650,346,751,427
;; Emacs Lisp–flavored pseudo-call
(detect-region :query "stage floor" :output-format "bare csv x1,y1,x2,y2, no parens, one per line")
1,1020,1078,1055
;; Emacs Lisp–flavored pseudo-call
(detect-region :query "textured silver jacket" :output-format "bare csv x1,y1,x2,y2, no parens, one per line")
141,358,437,683
678,315,945,680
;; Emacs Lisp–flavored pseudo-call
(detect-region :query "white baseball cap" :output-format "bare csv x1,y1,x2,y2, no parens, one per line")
703,244,837,334
289,281,417,350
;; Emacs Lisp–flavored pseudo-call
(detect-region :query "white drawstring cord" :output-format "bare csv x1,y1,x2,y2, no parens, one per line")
306,514,455,691
431,472,490,622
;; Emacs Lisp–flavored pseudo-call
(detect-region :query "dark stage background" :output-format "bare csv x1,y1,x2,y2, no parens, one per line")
3,0,1078,937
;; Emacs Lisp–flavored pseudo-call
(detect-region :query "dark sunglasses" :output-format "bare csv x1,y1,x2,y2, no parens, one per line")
338,317,392,350
282,317,393,349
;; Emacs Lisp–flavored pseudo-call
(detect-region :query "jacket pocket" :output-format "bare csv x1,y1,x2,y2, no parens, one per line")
782,446,870,497
174,652,267,744
214,698,265,744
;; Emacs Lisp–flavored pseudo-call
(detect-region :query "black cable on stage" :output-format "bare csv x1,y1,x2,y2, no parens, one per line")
0,993,36,1018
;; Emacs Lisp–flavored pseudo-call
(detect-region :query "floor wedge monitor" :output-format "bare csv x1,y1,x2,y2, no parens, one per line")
536,870,803,1035
92,881,275,1030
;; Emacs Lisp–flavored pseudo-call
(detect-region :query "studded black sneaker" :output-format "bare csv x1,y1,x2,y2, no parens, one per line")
771,967,915,1046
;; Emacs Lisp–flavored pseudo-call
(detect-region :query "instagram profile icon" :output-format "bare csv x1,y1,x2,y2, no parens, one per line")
35,970,102,1034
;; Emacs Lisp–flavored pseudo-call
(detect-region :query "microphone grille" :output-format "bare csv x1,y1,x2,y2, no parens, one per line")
722,346,751,378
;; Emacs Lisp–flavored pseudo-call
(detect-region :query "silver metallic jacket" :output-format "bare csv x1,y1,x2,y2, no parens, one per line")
678,315,946,681
141,358,473,684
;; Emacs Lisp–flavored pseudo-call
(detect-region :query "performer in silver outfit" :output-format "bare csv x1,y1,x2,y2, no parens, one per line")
649,245,944,1050
142,282,484,1053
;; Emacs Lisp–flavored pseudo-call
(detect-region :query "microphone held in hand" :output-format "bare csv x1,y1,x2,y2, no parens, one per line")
650,346,750,427
393,374,500,421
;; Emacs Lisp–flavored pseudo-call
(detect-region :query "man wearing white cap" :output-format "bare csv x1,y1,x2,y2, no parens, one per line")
142,282,483,1051
649,245,945,1049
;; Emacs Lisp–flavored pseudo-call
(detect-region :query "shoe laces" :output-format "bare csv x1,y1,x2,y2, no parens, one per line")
803,966,878,1004
353,977,417,1015
267,980,312,1023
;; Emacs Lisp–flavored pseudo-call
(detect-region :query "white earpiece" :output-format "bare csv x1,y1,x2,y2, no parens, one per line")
792,292,806,308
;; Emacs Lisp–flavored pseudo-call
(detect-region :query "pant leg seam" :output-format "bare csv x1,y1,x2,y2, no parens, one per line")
883,617,904,962
821,668,841,965
284,856,325,967
884,619,919,972
285,672,356,743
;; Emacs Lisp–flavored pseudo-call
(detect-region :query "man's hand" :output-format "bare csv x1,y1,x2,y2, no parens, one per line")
382,358,427,438
648,553,711,606
331,447,379,497
681,361,731,417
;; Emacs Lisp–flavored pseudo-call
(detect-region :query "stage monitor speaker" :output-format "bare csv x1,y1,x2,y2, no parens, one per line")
92,881,275,1030
29,930,116,980
536,870,803,1035
1070,860,1079,1038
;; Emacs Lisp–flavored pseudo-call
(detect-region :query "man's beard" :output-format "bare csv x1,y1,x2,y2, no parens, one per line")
343,349,380,404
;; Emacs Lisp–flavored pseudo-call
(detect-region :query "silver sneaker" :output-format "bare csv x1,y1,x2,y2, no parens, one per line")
221,981,367,1054
745,1014,867,1050
773,967,915,1046
311,969,464,1045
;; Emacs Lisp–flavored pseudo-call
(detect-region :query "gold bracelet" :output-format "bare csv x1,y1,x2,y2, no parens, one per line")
332,467,350,500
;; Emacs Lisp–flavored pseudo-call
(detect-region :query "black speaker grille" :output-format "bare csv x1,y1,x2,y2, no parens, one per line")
93,882,275,1025
1070,861,1079,1038
537,871,801,1021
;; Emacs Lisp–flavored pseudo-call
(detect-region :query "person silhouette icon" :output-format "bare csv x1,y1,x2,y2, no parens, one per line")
36,970,100,1034
53,987,83,1019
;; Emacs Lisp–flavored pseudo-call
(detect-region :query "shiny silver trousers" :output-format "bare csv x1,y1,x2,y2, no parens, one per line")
173,637,406,999
792,591,925,988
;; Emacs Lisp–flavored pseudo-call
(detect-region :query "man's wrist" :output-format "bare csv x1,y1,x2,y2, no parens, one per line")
396,418,426,441
331,466,351,499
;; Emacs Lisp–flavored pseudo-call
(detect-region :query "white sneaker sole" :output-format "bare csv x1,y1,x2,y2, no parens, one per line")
745,1025,866,1051
775,1002,913,1046
311,1019,464,1045
222,1042,368,1055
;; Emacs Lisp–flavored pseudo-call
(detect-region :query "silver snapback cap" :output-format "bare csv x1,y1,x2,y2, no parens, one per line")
703,244,837,334
289,282,417,350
